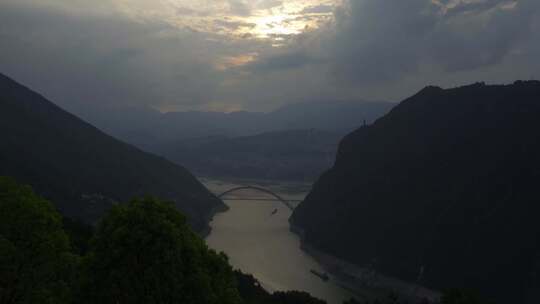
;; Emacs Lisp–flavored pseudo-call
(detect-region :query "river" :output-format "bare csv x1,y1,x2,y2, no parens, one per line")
202,178,356,304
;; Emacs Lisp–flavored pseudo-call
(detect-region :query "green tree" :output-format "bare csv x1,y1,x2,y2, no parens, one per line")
270,291,326,304
441,289,493,304
0,176,76,304
62,217,93,255
235,270,329,304
80,197,241,304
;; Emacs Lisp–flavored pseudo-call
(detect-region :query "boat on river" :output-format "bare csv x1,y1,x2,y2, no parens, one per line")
310,269,330,282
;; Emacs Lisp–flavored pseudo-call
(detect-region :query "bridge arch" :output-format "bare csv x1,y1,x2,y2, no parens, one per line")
217,186,295,210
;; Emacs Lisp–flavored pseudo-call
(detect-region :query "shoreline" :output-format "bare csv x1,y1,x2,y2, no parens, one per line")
199,176,440,302
198,202,229,238
289,222,441,304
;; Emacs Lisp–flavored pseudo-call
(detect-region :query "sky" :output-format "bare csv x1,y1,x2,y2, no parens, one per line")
0,0,539,113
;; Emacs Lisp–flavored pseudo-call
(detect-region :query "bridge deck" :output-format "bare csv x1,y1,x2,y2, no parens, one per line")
217,186,298,210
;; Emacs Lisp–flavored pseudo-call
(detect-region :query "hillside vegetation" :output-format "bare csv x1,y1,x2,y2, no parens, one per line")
292,81,540,303
0,73,222,231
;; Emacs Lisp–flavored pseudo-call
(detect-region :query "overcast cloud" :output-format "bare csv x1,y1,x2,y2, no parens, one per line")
0,0,538,113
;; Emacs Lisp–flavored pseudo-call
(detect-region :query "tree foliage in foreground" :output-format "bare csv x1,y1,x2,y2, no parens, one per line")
0,176,493,304
235,271,326,304
80,197,242,304
441,289,495,304
0,176,76,304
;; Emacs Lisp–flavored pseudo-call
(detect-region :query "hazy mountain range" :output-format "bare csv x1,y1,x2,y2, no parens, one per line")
78,100,395,149
160,129,342,181
76,100,394,181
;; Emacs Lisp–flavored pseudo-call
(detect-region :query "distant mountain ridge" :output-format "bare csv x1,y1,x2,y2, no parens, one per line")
291,81,540,303
161,129,342,181
77,100,395,150
0,73,223,231
75,99,394,181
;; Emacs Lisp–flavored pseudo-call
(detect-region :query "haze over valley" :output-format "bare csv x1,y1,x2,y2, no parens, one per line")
1,1,540,304
79,101,394,181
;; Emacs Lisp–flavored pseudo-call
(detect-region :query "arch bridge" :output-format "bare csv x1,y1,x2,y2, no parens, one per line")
217,186,299,211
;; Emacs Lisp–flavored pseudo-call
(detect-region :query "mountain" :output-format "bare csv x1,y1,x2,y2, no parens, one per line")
0,73,223,231
160,110,266,140
76,101,393,181
74,105,164,152
161,129,342,181
267,100,395,131
290,81,540,303
77,101,395,149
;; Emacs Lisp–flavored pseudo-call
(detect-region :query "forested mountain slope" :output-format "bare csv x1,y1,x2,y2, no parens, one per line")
0,73,222,231
291,81,540,303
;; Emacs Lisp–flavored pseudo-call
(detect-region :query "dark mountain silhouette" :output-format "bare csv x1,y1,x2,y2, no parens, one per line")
290,81,540,303
77,101,393,181
268,100,394,131
77,101,394,151
0,73,223,231
161,129,342,181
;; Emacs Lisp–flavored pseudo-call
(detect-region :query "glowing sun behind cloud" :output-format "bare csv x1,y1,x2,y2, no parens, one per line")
241,0,340,41
124,0,341,42
111,0,341,72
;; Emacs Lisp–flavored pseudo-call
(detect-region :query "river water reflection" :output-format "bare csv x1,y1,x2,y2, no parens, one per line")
203,178,355,304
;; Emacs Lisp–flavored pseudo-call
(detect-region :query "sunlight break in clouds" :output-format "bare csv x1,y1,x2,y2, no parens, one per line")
108,0,341,70
115,0,340,42
1,0,537,113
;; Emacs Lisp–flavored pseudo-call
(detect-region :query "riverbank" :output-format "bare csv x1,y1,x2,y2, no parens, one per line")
197,176,309,237
198,202,229,238
203,177,358,304
289,222,441,304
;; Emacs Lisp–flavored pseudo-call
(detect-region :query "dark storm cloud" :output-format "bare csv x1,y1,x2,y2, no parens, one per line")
327,0,438,83
228,0,252,16
0,1,226,112
255,0,283,10
323,0,539,84
246,0,539,103
429,1,534,72
0,0,538,113
442,0,516,17
247,51,323,72
214,19,256,31
299,4,335,14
